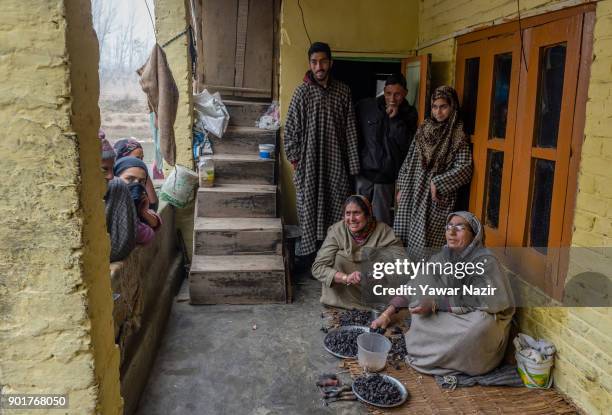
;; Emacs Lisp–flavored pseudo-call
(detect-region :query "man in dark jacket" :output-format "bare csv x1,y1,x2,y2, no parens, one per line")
355,73,418,225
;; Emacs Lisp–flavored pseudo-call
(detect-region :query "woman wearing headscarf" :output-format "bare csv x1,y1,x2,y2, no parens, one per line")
114,137,159,211
311,195,406,310
372,211,515,376
114,157,162,246
394,86,472,260
100,136,138,262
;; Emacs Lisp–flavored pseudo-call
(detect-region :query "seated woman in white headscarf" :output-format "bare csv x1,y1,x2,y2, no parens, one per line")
311,195,406,310
371,211,515,376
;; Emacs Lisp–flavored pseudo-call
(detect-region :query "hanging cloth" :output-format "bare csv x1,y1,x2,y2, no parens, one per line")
137,44,179,166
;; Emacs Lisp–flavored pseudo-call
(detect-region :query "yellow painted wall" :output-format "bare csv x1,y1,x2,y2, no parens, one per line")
155,0,196,260
279,0,420,224
0,1,121,414
418,1,612,413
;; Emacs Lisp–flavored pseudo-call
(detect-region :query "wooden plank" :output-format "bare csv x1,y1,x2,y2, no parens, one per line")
212,126,276,155
213,154,275,185
191,254,284,272
225,100,270,127
194,229,282,255
189,255,286,304
242,0,273,97
202,0,238,90
189,270,286,304
271,0,281,101
194,218,282,255
234,0,249,94
195,217,280,230
189,0,205,92
198,183,276,193
197,184,276,218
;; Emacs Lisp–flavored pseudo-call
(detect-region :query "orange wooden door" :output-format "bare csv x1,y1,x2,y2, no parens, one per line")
457,34,521,248
456,38,487,222
506,14,583,292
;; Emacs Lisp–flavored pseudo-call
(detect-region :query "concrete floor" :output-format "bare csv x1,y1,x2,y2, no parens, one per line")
136,276,368,415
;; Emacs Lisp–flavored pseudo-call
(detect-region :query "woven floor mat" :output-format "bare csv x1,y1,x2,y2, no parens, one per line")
323,308,580,414
340,359,581,415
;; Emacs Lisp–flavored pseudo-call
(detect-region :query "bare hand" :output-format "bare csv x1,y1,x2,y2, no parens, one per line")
371,313,391,329
290,160,298,172
138,194,150,215
396,191,401,204
347,271,362,285
430,181,439,203
409,299,434,315
386,105,399,118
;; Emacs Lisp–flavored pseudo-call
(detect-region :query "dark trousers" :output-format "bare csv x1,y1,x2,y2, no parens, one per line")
355,175,395,226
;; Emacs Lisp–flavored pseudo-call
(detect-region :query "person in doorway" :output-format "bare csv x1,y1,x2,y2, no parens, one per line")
284,41,360,267
355,73,418,226
100,136,116,182
100,136,138,262
371,212,515,376
114,137,159,211
394,86,472,260
311,195,405,310
114,157,162,246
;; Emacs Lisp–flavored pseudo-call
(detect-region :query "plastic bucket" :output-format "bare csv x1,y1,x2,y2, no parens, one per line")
357,333,391,372
516,351,554,388
259,144,275,159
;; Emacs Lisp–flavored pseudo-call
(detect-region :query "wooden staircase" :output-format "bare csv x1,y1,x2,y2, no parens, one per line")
189,100,287,304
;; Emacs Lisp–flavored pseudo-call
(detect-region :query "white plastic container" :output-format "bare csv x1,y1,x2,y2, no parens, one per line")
259,144,275,159
357,332,391,372
198,156,215,188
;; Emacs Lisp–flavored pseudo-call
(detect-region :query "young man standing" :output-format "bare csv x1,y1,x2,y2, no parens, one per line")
284,42,360,259
355,73,418,225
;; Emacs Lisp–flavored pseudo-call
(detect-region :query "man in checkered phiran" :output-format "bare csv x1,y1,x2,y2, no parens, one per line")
284,42,360,262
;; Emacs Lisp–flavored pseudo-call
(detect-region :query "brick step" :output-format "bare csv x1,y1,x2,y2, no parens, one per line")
225,100,270,127
212,154,275,185
197,184,276,218
212,126,277,155
189,255,286,304
193,217,282,256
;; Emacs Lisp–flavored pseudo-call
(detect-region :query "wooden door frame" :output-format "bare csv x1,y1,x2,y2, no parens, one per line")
508,14,583,294
401,55,431,124
457,3,596,46
455,4,595,300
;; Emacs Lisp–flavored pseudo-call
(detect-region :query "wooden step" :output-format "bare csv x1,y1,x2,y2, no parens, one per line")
193,217,282,255
197,184,276,218
189,255,286,304
212,126,277,155
212,154,275,185
225,100,270,127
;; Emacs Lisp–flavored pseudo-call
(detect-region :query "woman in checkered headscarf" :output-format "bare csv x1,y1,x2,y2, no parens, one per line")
393,86,473,260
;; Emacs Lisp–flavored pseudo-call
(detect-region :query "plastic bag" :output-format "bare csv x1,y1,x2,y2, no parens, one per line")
159,165,199,208
193,128,213,164
256,101,280,130
193,89,230,138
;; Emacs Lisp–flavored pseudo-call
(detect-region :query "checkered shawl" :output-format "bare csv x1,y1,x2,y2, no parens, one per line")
105,178,138,262
393,139,472,260
284,76,360,255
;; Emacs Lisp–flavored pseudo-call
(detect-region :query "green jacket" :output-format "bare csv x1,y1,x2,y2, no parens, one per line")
311,220,405,309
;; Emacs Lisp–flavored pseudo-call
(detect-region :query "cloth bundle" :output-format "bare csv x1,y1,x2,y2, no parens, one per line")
435,364,524,389
513,333,556,364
